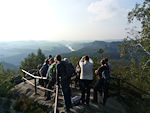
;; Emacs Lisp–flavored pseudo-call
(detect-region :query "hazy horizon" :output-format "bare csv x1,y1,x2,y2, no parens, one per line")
0,38,123,42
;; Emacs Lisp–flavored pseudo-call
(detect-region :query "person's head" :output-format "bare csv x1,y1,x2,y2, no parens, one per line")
63,58,69,62
48,54,52,59
104,57,108,64
55,54,62,61
54,57,57,62
100,59,105,65
84,56,89,61
49,58,54,64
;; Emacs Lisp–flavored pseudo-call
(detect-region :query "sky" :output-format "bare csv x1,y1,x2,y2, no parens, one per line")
0,0,142,41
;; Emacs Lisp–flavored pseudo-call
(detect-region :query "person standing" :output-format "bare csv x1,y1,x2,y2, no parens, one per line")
55,55,72,113
79,56,93,105
39,58,49,87
45,58,56,100
75,62,81,88
93,59,109,105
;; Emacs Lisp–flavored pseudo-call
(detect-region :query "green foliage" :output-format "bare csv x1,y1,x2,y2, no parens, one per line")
119,0,150,92
97,48,104,58
0,63,15,97
36,48,46,65
13,96,48,113
70,56,81,67
19,48,46,73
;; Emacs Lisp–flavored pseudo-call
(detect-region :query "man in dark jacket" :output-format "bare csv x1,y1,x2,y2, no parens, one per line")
55,55,72,113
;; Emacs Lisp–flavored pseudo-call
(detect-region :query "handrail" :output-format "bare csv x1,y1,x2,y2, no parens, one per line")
23,77,35,86
22,77,54,92
22,69,47,79
54,85,59,113
22,69,54,94
22,69,58,113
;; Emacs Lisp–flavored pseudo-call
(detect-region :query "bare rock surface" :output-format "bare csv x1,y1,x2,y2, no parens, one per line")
11,79,127,113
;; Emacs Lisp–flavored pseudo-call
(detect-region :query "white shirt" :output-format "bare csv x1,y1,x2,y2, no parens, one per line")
79,58,93,80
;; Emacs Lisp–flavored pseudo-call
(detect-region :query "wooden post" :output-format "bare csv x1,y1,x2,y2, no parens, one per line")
54,85,59,113
34,78,37,94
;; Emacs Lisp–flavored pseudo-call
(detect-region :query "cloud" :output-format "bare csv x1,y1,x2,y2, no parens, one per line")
88,0,119,22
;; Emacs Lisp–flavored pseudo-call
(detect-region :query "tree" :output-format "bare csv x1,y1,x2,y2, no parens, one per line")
120,0,150,90
20,53,37,71
0,63,15,96
19,49,46,72
36,48,46,65
97,48,104,58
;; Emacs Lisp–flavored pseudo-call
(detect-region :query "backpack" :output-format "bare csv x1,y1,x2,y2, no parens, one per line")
71,96,81,106
62,61,75,78
102,69,110,81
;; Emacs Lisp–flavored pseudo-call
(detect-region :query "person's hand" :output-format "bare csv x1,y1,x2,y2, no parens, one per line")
95,70,98,75
56,85,59,88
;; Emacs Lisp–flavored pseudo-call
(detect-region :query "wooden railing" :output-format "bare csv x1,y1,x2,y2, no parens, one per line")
22,69,150,113
22,69,54,94
54,85,59,113
22,69,59,113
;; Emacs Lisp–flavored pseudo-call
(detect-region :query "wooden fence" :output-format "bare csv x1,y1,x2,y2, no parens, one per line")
22,69,58,113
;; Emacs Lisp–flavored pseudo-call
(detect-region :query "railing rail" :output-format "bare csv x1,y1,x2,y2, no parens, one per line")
54,85,59,113
22,69,47,79
22,69,54,94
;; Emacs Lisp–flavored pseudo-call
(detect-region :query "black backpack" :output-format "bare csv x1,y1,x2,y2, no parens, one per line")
102,69,110,81
66,62,75,78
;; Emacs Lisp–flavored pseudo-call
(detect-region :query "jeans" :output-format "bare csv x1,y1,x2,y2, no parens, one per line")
80,79,92,104
46,79,55,99
61,84,72,111
93,79,108,105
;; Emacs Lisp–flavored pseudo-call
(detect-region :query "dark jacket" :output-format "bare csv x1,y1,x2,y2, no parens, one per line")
56,61,70,86
96,65,108,79
41,64,49,77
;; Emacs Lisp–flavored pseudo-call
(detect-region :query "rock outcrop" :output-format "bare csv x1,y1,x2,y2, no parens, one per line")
11,79,127,113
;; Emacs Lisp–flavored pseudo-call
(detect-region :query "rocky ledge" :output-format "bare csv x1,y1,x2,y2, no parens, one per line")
11,79,127,113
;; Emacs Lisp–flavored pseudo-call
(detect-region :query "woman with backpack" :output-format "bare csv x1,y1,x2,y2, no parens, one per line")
93,59,109,105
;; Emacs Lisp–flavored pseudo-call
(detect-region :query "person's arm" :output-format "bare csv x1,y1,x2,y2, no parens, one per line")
89,58,94,64
46,66,50,78
95,67,101,76
56,64,60,85
39,69,42,77
79,57,84,66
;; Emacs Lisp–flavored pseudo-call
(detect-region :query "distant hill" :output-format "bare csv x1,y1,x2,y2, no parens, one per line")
0,40,85,66
0,61,18,71
62,41,123,59
0,40,124,66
